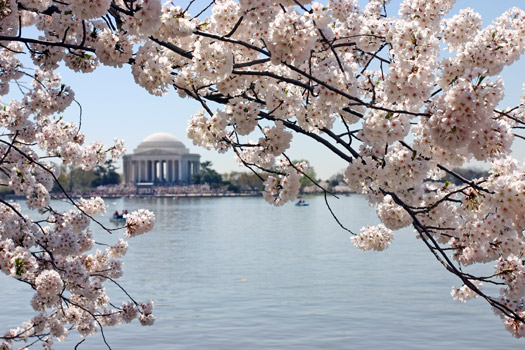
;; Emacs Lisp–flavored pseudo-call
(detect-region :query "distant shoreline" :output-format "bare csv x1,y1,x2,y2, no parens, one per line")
1,191,357,201
0,191,263,201
1,183,354,201
102,192,263,199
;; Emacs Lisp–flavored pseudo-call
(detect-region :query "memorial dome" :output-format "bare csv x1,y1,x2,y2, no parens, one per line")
134,132,188,154
123,132,200,184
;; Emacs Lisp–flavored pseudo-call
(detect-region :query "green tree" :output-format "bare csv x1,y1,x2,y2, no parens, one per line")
52,169,70,193
223,171,264,191
69,168,97,191
0,185,14,195
293,160,318,191
444,167,490,186
328,171,345,187
192,161,223,188
91,160,121,187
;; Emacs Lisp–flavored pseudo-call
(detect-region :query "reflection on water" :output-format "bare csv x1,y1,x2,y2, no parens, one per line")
1,196,523,349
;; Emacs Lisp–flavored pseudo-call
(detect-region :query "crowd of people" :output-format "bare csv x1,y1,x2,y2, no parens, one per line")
50,183,260,199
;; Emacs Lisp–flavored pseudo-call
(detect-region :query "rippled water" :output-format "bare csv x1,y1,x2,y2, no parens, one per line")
1,195,523,349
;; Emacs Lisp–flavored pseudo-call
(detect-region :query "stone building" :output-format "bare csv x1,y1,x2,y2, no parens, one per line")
122,132,200,185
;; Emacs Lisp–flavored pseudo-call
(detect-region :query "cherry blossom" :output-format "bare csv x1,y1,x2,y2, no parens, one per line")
352,224,394,251
124,209,156,237
451,281,483,303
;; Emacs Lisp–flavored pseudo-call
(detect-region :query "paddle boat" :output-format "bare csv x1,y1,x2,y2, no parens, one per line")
295,199,309,206
110,210,127,224
110,216,126,224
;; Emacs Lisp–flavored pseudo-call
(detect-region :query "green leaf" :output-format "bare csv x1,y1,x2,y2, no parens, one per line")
14,258,26,276
477,75,486,86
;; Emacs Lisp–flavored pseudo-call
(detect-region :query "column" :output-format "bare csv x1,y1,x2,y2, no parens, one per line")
123,158,128,183
153,160,158,183
194,160,200,174
133,160,138,183
167,160,173,183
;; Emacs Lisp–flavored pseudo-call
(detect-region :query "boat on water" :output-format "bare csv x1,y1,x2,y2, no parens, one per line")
295,200,309,206
110,210,128,224
110,216,126,224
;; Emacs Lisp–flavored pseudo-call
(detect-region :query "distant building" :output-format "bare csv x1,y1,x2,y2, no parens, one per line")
122,133,200,185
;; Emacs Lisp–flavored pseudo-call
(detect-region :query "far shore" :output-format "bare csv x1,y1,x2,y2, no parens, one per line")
0,191,357,201
0,191,263,201
1,183,354,201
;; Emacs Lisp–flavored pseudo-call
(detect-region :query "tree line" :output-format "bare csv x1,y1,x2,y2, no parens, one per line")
0,160,483,195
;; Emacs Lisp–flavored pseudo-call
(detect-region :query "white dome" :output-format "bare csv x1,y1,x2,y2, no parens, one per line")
134,132,188,154
142,132,182,143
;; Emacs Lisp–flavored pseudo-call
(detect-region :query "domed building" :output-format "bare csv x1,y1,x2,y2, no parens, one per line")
122,133,200,185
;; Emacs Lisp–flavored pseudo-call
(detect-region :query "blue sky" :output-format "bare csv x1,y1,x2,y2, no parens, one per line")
36,1,525,179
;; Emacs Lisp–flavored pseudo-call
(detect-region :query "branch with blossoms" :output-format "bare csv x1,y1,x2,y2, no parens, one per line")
0,122,157,348
0,11,158,349
1,0,525,344
386,189,525,323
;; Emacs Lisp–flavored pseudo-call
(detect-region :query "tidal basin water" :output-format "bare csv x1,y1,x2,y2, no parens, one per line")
1,195,524,349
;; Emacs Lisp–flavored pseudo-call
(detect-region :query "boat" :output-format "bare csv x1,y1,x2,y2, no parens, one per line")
295,200,309,206
110,216,126,224
110,210,129,224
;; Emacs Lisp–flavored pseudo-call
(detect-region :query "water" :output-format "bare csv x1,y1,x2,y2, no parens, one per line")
1,195,523,349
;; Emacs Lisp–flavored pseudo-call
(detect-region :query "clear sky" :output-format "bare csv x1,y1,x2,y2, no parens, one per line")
35,1,525,180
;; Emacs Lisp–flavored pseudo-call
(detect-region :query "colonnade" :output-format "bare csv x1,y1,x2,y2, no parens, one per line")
127,159,200,184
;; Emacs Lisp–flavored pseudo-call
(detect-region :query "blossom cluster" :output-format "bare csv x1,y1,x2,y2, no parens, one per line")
418,73,512,162
376,195,412,231
124,209,156,238
262,160,308,206
351,224,394,251
132,42,176,96
451,281,483,303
